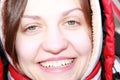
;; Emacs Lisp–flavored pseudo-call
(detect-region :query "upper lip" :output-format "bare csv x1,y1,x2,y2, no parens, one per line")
38,57,76,63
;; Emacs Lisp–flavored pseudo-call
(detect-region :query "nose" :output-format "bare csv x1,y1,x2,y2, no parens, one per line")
41,28,68,54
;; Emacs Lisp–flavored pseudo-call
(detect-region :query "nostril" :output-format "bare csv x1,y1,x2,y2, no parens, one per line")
41,39,68,54
41,28,68,54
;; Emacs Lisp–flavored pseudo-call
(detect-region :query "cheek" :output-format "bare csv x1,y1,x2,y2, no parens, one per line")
65,29,92,56
15,36,41,62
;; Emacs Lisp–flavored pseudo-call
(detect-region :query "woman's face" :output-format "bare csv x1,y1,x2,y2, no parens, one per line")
15,0,92,80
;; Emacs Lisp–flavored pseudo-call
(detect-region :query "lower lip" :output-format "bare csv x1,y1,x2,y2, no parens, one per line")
38,58,76,73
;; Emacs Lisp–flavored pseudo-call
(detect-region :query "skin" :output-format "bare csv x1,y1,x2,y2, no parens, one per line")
15,0,92,80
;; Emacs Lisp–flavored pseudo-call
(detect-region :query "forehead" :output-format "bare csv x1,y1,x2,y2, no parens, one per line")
24,0,81,15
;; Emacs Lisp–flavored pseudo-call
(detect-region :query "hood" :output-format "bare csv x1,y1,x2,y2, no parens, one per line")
0,0,115,80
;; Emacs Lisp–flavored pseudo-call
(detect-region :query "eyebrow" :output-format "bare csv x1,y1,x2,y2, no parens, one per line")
63,8,82,16
23,8,82,20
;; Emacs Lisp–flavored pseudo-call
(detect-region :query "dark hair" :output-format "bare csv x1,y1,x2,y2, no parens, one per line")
2,0,27,67
80,0,91,26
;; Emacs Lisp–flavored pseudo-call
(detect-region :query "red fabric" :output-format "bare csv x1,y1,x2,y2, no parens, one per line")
0,59,3,80
102,0,115,80
85,61,101,80
9,65,29,80
9,61,101,80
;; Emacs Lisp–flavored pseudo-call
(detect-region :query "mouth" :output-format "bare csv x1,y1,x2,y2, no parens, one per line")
40,59,73,68
38,58,76,73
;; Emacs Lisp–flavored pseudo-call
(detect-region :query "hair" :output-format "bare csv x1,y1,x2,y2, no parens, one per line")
79,0,91,26
2,0,91,67
2,0,27,67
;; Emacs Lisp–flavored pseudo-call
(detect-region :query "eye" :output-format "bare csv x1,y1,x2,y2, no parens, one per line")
67,20,76,25
63,19,80,29
24,25,39,33
26,25,38,31
23,24,43,35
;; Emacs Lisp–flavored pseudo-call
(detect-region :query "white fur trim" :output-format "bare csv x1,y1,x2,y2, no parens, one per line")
81,0,103,79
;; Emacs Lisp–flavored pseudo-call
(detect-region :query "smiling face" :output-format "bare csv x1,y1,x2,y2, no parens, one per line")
15,0,92,80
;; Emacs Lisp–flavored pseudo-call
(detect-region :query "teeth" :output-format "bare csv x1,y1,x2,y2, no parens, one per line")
40,59,73,68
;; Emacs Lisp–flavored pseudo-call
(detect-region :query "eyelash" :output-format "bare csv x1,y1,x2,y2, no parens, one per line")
67,20,79,25
26,25,38,31
64,19,81,28
22,18,80,33
23,24,42,34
